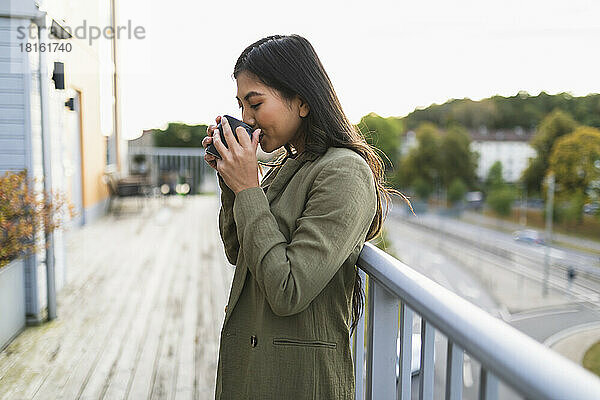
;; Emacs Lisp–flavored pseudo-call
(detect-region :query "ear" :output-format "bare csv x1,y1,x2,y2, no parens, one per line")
297,95,310,118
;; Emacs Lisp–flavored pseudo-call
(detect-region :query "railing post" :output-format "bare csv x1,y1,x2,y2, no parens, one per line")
479,368,498,400
353,268,367,400
397,303,413,400
356,243,600,400
419,319,435,400
365,278,399,400
445,341,463,400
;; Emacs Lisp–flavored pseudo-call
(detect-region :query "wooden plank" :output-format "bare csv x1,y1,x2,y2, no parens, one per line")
149,239,189,399
101,223,181,399
174,237,200,400
125,221,186,398
0,215,141,399
45,217,152,398
195,196,234,398
0,195,232,400
75,221,167,399
0,218,117,384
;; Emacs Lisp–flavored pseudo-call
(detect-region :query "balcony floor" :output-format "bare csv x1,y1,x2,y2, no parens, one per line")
0,195,233,400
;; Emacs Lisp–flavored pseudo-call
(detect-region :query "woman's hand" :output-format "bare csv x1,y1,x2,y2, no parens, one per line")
210,116,261,195
202,115,222,171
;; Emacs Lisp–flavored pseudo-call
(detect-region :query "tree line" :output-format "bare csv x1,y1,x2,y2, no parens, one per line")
354,93,600,221
149,92,600,220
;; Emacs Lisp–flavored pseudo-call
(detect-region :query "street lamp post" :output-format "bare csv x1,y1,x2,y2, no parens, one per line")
542,173,555,297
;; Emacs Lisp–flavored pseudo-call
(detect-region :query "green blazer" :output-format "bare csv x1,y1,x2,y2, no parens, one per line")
215,146,377,399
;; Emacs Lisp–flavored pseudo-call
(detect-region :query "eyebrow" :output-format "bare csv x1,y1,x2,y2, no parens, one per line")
235,91,264,102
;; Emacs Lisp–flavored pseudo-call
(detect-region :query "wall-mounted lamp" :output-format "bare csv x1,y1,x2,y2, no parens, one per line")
52,62,65,90
65,97,75,110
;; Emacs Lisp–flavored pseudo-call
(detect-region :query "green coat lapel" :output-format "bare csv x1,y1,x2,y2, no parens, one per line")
223,151,319,328
265,151,318,204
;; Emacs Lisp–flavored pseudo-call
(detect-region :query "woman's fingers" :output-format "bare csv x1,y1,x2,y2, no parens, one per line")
236,126,251,148
204,154,217,170
219,116,240,152
202,116,224,170
207,125,216,137
206,116,223,137
212,129,229,159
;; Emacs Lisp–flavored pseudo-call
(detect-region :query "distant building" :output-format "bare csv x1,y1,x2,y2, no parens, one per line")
401,126,537,183
129,129,155,148
469,126,536,183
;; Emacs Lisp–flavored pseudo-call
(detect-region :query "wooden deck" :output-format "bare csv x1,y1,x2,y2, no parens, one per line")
0,195,233,400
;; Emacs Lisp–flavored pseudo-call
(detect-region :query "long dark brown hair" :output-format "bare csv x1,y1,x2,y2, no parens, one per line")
232,34,413,338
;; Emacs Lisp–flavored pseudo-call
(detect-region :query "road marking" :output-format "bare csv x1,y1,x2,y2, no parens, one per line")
508,306,581,322
543,321,600,348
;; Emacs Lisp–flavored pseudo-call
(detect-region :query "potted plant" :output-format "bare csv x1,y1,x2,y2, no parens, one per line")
0,170,73,350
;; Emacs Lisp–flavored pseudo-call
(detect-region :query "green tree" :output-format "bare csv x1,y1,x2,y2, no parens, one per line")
396,122,442,189
549,126,600,204
438,124,478,189
357,113,403,173
562,189,587,225
485,161,505,193
402,92,600,131
522,110,579,194
447,178,467,205
153,122,208,147
413,177,434,201
484,161,516,216
486,186,516,217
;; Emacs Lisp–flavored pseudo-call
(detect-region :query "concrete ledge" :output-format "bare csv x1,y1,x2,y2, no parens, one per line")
545,322,600,365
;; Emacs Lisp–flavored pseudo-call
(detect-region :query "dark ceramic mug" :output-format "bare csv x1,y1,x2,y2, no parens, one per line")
205,115,254,159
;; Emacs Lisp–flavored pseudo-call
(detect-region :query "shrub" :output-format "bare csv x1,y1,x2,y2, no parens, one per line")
0,170,74,268
447,178,467,206
486,186,516,217
412,177,433,201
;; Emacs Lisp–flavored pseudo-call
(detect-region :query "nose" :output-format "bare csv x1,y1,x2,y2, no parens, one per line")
241,109,256,129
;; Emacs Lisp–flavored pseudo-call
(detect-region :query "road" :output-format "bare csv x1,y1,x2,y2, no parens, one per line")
383,209,600,399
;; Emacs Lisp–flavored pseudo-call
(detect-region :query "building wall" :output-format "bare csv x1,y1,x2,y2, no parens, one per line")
471,140,537,183
43,0,115,214
2,0,118,214
0,17,31,175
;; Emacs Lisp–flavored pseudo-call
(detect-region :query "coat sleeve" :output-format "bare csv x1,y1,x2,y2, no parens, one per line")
218,173,240,265
232,156,377,316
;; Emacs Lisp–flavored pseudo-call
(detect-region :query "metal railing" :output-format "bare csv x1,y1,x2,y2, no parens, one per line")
352,243,600,400
128,147,207,194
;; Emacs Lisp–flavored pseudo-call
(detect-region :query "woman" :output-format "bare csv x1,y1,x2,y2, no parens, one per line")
202,34,411,399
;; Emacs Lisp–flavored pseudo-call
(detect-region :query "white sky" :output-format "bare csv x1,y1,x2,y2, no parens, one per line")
115,0,600,139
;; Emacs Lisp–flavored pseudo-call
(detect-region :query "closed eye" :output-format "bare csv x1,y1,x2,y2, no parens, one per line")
238,103,261,110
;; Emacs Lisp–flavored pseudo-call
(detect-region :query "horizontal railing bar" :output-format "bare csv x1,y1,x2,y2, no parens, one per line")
356,243,600,400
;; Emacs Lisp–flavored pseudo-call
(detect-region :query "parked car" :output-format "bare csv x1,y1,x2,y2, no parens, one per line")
465,191,484,210
512,229,545,245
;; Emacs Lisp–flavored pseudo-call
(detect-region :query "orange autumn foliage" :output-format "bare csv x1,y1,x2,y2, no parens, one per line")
0,170,75,268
